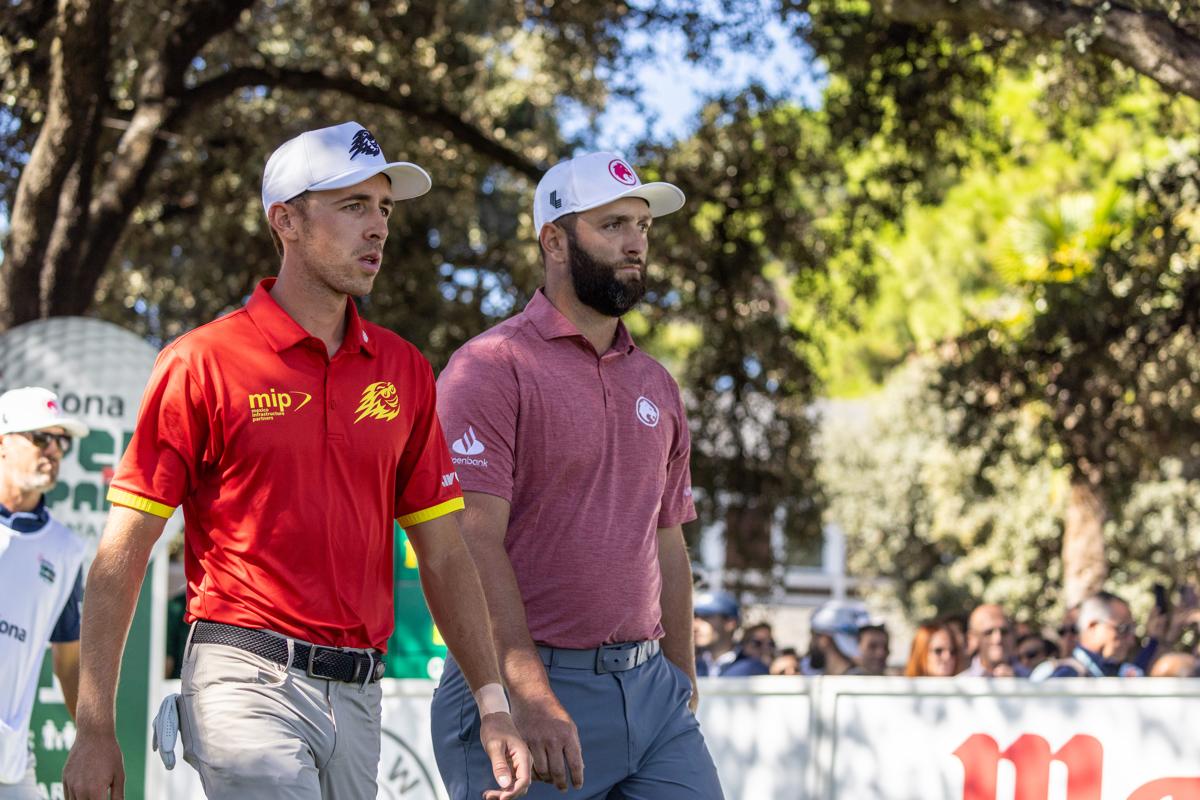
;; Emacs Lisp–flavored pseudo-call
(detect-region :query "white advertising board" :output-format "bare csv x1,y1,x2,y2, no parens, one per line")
815,677,1200,800
157,676,1200,800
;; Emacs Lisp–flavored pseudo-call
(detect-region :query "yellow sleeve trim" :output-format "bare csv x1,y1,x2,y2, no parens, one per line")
106,488,176,519
396,496,465,528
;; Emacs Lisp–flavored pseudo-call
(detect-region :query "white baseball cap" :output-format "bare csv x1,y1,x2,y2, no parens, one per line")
533,151,685,236
811,600,881,660
261,121,432,215
0,387,89,438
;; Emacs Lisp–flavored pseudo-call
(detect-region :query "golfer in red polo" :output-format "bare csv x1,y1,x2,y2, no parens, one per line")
63,122,529,800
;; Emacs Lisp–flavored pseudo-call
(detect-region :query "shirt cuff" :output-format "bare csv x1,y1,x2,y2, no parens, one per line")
396,496,465,528
107,487,176,519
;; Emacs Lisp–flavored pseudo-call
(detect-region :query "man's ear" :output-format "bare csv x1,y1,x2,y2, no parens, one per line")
539,222,569,263
268,202,302,243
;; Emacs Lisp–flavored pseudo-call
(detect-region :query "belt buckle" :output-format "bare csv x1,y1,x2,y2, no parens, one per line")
596,644,637,674
306,645,334,680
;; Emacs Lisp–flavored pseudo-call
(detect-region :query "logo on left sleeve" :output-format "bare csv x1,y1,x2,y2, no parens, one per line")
355,381,401,423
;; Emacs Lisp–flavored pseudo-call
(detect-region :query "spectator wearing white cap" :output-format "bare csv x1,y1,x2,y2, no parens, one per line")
693,590,770,678
0,387,88,797
64,123,529,800
803,600,873,676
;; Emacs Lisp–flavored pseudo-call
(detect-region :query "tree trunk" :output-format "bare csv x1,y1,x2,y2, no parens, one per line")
0,0,112,330
1062,476,1108,608
872,0,1200,103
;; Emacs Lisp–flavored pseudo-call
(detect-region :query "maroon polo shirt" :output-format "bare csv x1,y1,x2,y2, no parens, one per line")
437,289,697,648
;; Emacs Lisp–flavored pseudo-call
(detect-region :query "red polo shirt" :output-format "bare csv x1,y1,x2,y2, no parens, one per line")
108,279,463,650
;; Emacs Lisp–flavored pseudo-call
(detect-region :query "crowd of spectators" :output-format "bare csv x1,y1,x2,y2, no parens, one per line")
692,587,1200,679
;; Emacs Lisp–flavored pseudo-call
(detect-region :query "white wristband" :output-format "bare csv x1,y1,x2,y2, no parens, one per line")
473,682,510,717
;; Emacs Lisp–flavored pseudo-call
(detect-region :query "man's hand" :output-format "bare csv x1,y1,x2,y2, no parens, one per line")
63,730,125,800
480,711,532,800
511,694,584,791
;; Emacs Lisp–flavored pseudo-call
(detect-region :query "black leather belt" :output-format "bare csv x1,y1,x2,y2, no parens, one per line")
536,640,660,673
191,620,385,684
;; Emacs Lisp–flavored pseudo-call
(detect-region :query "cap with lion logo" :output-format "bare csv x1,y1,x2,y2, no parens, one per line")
532,151,685,236
261,121,432,215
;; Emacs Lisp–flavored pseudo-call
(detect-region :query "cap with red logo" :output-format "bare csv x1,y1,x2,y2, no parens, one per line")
261,121,432,215
532,151,685,235
0,386,89,437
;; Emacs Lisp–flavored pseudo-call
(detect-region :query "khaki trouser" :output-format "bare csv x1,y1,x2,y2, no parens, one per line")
179,638,382,800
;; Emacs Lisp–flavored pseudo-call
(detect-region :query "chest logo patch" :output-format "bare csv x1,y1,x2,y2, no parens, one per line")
355,381,401,423
635,396,660,427
38,556,56,584
248,389,312,422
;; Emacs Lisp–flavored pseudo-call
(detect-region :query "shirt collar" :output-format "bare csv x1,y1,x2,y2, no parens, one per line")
523,288,636,356
245,278,375,357
0,497,50,534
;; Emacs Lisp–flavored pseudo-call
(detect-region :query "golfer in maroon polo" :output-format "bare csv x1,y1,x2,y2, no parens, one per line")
430,152,724,799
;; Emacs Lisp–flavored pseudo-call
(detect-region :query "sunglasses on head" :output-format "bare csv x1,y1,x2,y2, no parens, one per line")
17,430,73,454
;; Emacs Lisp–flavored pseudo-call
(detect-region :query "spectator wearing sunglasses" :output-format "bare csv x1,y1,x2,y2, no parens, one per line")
962,604,1029,677
1015,634,1056,673
1045,591,1144,678
904,621,963,677
0,387,89,794
738,622,777,669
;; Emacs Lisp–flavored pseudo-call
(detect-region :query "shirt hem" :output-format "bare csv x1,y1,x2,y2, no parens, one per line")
396,496,465,528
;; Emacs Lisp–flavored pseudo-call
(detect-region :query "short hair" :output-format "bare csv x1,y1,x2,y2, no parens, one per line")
268,192,311,256
858,624,887,642
1077,591,1126,631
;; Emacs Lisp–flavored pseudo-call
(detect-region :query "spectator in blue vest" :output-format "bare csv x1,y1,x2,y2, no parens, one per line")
1045,591,1143,678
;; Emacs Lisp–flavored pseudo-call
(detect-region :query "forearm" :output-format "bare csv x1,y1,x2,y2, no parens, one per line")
416,529,504,692
656,525,697,680
75,508,163,733
462,534,555,704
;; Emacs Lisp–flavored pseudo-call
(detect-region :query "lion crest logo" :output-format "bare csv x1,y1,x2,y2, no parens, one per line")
354,381,401,423
348,129,381,160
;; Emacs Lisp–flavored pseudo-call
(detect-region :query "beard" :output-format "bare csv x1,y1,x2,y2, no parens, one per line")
15,464,56,494
566,233,647,317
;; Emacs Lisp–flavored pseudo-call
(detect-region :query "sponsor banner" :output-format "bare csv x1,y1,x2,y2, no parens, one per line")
815,677,1200,800
156,677,1200,800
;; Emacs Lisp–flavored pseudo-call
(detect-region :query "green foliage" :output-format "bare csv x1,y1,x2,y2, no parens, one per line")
820,358,1067,621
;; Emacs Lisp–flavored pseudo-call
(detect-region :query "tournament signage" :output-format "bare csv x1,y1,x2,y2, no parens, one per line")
0,317,171,800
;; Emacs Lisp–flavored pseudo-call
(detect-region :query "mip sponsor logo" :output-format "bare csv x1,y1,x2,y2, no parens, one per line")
955,733,1200,800
248,388,312,423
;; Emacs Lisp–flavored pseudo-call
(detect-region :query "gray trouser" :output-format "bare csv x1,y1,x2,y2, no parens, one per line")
179,639,382,799
0,763,38,800
432,648,724,799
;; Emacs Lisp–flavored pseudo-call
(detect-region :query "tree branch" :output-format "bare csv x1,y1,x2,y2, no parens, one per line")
180,65,543,179
872,0,1200,101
